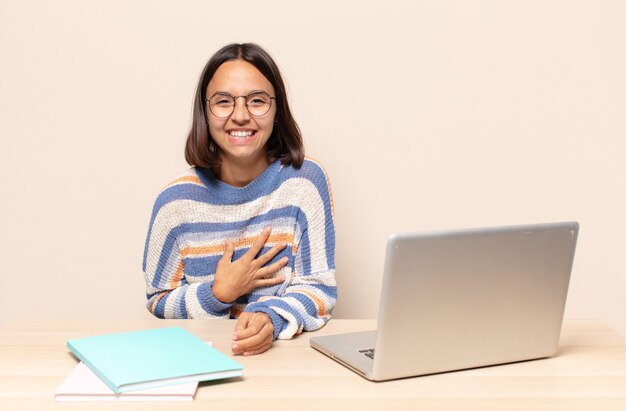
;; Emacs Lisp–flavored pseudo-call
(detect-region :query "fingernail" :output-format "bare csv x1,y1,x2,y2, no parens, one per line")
232,343,239,350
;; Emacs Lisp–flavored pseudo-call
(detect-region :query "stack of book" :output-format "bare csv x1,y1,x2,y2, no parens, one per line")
54,327,243,401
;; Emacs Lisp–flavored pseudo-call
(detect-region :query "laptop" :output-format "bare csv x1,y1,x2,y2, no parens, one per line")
310,221,579,381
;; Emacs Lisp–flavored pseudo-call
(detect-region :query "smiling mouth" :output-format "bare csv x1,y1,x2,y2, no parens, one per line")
228,130,256,138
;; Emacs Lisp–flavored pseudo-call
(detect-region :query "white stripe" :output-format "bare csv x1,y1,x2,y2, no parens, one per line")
164,287,182,318
183,283,228,319
185,273,215,284
179,218,298,257
279,296,327,329
291,270,336,287
177,216,298,251
269,306,301,339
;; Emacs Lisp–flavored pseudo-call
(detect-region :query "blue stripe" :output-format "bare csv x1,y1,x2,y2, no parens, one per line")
153,292,169,318
282,292,320,318
196,282,231,316
150,234,180,289
177,281,188,318
154,161,329,209
250,298,305,325
184,246,293,278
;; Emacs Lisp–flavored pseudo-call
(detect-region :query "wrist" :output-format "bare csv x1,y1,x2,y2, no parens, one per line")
212,281,235,304
256,312,273,328
245,306,284,340
196,283,232,315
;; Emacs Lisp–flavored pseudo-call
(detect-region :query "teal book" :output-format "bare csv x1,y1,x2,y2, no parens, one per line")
67,327,243,393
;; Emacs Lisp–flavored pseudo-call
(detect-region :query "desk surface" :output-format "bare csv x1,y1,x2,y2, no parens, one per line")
1,319,625,410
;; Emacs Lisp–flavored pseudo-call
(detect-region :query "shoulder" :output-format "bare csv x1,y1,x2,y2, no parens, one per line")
161,167,205,191
282,157,333,188
278,158,335,214
152,167,206,209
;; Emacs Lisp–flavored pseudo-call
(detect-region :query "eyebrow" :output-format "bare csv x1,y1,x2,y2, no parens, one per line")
209,89,270,97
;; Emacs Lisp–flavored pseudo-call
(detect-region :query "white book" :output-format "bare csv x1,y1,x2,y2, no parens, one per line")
54,362,198,401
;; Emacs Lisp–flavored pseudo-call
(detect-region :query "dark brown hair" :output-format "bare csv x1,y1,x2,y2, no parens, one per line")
185,43,304,171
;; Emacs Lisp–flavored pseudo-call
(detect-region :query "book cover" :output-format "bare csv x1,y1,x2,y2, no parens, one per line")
54,362,197,401
66,327,243,393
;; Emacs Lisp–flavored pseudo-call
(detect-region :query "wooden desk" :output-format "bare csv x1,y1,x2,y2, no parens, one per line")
1,319,625,410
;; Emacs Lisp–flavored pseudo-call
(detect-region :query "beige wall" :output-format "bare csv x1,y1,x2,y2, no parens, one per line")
1,0,625,335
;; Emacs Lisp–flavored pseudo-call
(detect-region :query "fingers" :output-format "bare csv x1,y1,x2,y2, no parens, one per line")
232,313,274,355
246,227,272,259
254,254,289,276
220,239,234,264
251,257,288,291
239,341,273,356
255,242,288,267
233,312,269,340
234,312,252,334
254,277,286,290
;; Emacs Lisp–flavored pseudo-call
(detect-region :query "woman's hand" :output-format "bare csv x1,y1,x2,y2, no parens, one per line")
231,312,274,355
212,227,288,303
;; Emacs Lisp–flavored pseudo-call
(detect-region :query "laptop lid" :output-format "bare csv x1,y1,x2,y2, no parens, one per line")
310,221,579,381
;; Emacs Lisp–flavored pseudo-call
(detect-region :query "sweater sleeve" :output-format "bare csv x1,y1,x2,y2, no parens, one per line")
244,162,337,339
142,189,232,319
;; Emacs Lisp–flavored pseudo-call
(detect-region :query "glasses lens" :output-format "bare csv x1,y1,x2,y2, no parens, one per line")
246,92,272,116
209,94,235,118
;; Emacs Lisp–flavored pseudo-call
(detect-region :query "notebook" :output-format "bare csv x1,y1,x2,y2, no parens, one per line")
54,362,197,401
67,326,243,393
310,221,579,381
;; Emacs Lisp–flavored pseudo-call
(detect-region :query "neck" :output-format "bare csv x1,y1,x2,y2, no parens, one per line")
218,156,271,188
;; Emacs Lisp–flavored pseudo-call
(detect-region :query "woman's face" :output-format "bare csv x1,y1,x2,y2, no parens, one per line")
206,60,277,168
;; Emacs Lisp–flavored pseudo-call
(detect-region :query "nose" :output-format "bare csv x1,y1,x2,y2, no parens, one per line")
230,96,250,124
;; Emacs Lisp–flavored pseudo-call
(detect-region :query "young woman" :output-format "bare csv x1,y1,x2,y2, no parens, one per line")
142,43,337,356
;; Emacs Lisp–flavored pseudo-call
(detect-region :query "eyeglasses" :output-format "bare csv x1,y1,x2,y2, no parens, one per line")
205,91,275,118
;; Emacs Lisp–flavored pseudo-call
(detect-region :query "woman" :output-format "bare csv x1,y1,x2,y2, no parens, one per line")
142,43,337,356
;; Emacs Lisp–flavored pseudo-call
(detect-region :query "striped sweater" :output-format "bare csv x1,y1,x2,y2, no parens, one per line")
142,158,337,340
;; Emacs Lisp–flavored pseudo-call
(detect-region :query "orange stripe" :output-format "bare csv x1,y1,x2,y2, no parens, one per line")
149,291,168,313
180,233,294,258
169,261,184,288
164,175,202,189
293,289,326,317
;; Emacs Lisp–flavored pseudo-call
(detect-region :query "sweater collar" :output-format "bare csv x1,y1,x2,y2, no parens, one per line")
195,159,282,203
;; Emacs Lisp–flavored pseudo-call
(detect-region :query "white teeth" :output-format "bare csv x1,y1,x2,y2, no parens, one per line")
229,130,254,138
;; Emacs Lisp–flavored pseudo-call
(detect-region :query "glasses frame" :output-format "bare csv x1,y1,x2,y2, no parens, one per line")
205,91,276,118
